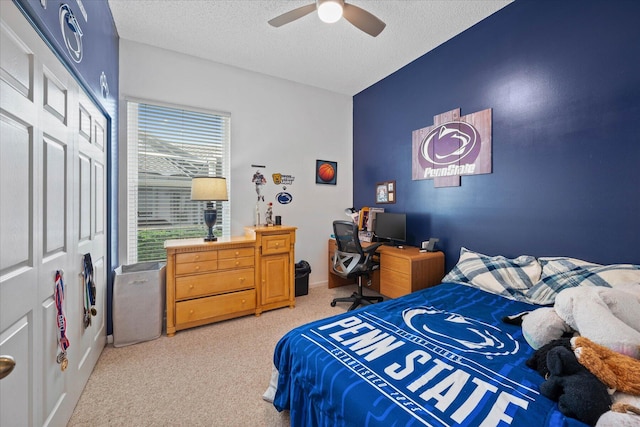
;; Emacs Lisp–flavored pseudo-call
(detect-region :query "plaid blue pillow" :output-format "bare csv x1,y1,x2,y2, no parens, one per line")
442,247,542,301
524,257,640,305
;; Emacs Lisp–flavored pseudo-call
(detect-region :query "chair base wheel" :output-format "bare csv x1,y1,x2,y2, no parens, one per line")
330,293,383,311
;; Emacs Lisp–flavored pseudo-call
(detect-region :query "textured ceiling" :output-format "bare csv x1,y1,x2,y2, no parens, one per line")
108,0,513,95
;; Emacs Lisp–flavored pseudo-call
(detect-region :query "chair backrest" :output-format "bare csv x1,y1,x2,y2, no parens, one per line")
333,220,364,254
332,220,367,278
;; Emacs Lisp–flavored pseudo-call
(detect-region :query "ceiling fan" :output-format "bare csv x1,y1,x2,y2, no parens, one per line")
268,0,386,37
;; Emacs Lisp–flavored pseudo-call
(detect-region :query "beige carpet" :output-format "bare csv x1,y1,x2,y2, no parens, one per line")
68,284,377,426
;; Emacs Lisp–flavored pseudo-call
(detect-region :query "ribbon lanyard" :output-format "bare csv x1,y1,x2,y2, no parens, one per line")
54,270,69,371
82,253,97,328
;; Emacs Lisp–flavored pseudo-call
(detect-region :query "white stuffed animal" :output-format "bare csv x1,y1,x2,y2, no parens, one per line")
521,284,640,358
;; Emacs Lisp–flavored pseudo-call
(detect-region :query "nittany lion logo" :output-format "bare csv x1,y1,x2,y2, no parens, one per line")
419,121,480,169
59,4,83,63
403,306,519,357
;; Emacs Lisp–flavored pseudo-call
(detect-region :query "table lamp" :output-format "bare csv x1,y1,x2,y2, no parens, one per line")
191,176,228,241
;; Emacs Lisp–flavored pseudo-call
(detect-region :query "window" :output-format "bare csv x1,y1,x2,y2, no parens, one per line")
126,100,230,262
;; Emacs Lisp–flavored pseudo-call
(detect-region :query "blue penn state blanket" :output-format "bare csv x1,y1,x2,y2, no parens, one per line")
273,283,588,427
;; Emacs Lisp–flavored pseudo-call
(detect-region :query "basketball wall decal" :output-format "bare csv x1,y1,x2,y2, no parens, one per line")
316,160,337,185
318,163,335,182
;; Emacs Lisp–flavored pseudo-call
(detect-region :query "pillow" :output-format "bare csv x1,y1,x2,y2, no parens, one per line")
525,257,640,305
442,247,542,300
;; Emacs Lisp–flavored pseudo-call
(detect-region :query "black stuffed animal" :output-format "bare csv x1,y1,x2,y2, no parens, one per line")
526,337,572,378
540,346,611,426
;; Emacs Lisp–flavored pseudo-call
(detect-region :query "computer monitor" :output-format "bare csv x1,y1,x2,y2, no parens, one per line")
374,212,406,245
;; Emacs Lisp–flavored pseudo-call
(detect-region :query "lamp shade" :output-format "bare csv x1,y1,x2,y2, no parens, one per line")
191,177,228,201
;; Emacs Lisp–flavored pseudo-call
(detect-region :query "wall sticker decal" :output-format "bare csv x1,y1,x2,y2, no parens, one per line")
316,160,337,185
272,173,294,205
412,108,492,188
59,4,84,63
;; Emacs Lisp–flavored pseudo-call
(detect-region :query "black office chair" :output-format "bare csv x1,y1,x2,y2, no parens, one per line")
330,220,384,311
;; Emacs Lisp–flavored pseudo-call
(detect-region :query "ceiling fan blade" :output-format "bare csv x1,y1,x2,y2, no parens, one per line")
268,3,317,28
343,3,386,37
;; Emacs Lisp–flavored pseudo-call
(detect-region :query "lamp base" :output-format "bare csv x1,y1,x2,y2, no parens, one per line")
203,203,218,242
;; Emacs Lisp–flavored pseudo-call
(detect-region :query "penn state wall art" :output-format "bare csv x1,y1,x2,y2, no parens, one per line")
412,108,492,188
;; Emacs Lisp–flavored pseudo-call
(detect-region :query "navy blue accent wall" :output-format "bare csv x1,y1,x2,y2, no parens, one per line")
353,0,640,272
14,0,119,334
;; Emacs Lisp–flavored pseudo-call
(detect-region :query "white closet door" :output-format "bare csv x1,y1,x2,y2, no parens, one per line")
0,2,106,426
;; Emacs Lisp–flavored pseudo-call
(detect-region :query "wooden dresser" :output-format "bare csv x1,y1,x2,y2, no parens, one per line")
327,239,444,299
165,226,296,336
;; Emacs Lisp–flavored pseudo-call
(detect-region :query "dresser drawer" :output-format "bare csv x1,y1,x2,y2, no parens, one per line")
380,268,410,299
381,253,410,274
218,256,254,270
175,269,255,300
262,234,291,255
175,260,217,276
175,289,256,324
176,251,218,264
219,247,254,259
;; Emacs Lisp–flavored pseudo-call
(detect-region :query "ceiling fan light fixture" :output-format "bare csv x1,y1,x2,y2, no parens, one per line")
317,0,343,24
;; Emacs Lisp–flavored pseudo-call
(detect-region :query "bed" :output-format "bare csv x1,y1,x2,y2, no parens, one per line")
268,248,640,427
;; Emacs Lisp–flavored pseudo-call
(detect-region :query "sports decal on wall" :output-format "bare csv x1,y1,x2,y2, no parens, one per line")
59,4,84,63
272,173,295,186
316,160,337,185
251,165,267,226
272,173,294,205
100,71,109,98
412,108,492,188
252,167,267,202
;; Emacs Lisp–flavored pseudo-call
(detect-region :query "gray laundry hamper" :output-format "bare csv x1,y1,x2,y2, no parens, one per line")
113,262,166,347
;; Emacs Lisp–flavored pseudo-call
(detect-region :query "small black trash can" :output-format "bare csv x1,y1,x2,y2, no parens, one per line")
295,260,311,296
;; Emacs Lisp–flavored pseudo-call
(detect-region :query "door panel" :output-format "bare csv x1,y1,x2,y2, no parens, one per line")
0,318,31,426
1,3,107,425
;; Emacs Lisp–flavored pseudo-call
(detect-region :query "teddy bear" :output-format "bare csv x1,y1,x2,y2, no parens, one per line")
572,336,640,395
539,345,612,426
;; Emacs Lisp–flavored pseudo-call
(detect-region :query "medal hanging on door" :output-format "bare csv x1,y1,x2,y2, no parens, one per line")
54,270,69,371
82,253,97,328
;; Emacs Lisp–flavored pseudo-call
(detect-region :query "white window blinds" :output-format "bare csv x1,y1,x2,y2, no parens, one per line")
126,100,230,262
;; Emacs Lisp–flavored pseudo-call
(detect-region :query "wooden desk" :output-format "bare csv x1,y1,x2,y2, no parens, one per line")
327,239,444,298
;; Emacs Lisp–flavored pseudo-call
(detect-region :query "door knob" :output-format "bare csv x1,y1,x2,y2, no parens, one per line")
0,355,16,380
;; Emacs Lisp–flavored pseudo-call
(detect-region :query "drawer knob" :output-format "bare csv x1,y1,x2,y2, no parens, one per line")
194,266,200,270
189,309,194,314
275,243,279,248
235,251,239,256
235,261,240,266
241,299,246,304
239,277,245,282
195,255,200,260
189,284,194,289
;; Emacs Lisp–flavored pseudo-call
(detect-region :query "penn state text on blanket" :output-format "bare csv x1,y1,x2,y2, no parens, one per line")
273,284,587,427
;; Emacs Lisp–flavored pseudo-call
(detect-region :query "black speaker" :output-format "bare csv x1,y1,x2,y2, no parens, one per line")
423,238,439,252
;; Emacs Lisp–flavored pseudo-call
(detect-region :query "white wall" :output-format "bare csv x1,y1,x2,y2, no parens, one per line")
118,39,352,286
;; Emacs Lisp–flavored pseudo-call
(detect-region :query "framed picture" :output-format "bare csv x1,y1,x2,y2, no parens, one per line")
316,160,337,185
376,180,396,204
